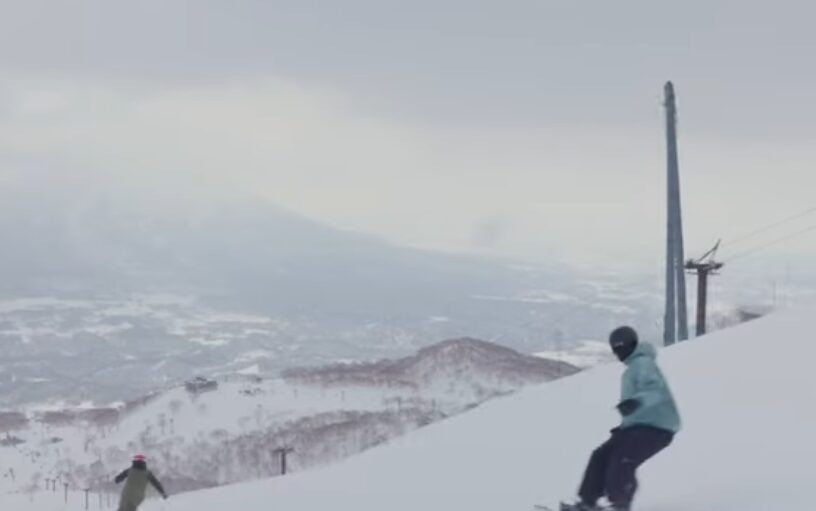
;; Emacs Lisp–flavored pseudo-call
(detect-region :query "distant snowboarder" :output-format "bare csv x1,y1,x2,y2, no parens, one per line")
561,326,680,511
114,454,168,511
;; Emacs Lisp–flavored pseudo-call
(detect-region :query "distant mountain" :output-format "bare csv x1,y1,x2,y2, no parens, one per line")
534,340,615,368
0,173,576,319
284,337,579,398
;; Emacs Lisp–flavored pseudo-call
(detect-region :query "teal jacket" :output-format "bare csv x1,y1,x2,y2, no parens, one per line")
619,342,681,433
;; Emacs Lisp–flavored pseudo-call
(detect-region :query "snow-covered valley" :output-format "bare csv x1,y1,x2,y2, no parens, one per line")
0,338,575,505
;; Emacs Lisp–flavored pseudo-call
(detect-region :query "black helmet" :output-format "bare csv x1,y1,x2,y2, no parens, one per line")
609,326,638,362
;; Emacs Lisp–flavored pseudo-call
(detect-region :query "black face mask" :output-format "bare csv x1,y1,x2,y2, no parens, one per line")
611,341,636,362
609,326,639,362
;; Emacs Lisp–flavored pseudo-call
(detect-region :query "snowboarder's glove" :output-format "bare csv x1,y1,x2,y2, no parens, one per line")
616,398,640,416
162,493,169,500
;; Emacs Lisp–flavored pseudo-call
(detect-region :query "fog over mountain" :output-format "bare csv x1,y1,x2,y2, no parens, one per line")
0,172,664,406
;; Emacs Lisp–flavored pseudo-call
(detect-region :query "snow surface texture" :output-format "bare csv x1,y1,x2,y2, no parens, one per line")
4,308,814,511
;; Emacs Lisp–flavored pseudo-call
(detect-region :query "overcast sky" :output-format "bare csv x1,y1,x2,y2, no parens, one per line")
1,0,815,270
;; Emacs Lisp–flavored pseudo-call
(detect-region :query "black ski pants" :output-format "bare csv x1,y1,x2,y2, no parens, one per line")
578,425,674,508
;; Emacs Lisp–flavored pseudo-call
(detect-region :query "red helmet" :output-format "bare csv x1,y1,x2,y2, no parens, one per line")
132,454,146,462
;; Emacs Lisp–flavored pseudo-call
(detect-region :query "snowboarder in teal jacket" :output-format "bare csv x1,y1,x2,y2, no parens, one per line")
563,326,681,511
618,337,681,434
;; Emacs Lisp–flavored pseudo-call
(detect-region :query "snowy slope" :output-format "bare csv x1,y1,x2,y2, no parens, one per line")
7,307,814,511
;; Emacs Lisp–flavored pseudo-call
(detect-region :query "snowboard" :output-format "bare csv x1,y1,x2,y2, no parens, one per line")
533,503,591,511
533,504,567,511
536,505,622,511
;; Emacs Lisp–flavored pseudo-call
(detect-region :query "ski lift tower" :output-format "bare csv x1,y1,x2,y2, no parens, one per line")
686,241,725,336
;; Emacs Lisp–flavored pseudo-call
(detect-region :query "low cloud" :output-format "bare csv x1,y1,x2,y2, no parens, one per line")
1,77,815,267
